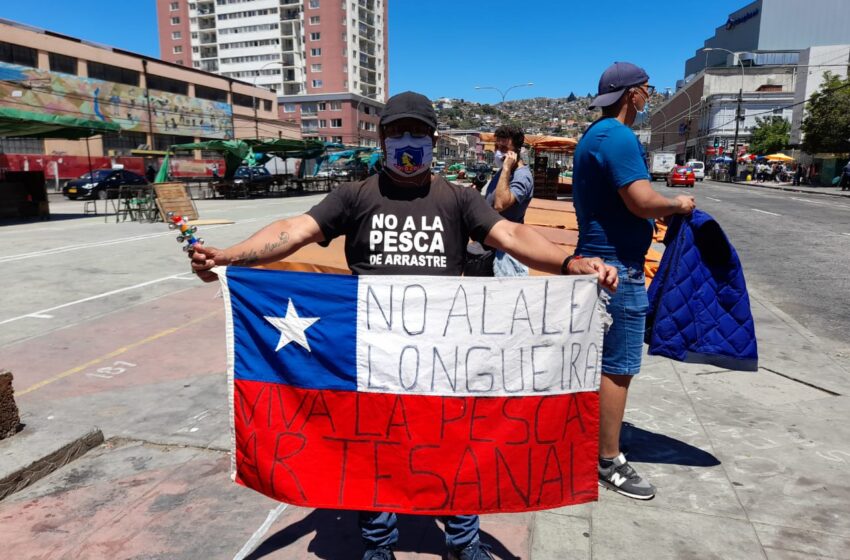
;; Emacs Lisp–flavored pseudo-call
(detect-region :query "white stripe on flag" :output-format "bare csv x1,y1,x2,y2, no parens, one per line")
355,275,606,397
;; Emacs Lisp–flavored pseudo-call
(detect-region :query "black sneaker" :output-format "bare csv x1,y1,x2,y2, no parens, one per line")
598,453,656,500
362,546,396,560
447,539,494,560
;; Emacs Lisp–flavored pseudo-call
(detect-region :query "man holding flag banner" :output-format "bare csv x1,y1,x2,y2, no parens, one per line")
190,91,618,560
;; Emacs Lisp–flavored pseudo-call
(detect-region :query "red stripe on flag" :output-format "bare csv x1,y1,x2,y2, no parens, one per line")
233,379,598,515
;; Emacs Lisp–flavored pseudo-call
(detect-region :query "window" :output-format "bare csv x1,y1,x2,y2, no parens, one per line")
170,1,180,10
172,31,182,39
0,137,44,154
173,45,183,54
310,16,320,24
171,16,181,24
102,131,147,156
146,74,188,94
301,103,318,114
330,101,342,111
319,119,327,128
330,119,342,128
311,48,322,56
232,93,255,108
48,53,77,75
318,102,327,110
310,32,321,41
312,79,323,88
175,59,184,65
263,99,272,111
311,63,322,72
154,134,194,152
283,103,296,113
191,32,198,38
87,62,140,86
0,42,37,68
309,0,320,7
195,86,228,103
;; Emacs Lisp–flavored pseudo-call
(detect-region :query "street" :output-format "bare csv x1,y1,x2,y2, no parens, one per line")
1,186,850,559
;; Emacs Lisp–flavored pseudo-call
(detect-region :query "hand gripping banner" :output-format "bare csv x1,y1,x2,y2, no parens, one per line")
217,267,609,515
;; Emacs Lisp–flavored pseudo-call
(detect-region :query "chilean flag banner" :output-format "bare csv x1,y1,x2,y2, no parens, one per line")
217,267,609,515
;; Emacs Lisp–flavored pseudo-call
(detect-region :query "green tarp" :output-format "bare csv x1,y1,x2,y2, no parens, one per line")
169,139,326,179
0,106,121,139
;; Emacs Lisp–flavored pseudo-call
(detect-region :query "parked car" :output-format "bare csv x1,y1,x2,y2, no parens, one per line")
666,165,696,188
63,169,148,200
217,166,274,198
686,160,706,181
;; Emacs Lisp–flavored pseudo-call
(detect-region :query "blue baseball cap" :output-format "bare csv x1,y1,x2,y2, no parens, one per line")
589,62,650,109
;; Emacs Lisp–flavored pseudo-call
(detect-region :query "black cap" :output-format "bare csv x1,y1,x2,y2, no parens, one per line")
379,91,438,130
589,62,649,109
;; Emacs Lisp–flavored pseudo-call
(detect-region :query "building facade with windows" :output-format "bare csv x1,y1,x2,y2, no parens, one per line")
0,17,298,167
157,0,388,146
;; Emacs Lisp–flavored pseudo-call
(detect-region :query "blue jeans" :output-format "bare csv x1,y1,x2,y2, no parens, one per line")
493,250,528,277
359,511,479,550
601,260,648,375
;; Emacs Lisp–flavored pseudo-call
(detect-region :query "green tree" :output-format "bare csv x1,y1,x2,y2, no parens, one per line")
802,72,850,154
749,116,790,154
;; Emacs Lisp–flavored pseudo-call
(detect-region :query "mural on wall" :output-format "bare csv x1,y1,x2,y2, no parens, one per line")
0,61,233,139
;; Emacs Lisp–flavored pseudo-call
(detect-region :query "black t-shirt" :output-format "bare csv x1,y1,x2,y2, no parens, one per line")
307,172,503,275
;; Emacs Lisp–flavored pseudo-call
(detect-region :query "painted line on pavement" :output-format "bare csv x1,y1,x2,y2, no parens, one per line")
751,208,781,216
16,308,220,396
233,503,289,560
790,196,850,210
0,273,193,326
842,233,850,237
0,211,296,264
705,196,722,202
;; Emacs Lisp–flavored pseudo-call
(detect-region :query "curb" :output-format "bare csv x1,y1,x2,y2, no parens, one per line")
0,425,104,501
726,181,850,198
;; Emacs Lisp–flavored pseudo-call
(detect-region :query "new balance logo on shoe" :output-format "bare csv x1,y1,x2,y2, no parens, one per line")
610,472,628,487
598,453,656,500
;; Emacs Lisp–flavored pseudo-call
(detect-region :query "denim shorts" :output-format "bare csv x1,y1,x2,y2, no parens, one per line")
602,261,648,375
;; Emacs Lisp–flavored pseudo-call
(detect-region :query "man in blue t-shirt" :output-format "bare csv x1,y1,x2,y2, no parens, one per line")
484,124,535,276
573,61,696,500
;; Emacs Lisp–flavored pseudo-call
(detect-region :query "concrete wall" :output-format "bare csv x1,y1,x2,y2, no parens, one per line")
790,45,850,145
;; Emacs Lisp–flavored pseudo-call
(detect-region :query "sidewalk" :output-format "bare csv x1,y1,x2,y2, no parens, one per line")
1,284,849,558
733,179,850,198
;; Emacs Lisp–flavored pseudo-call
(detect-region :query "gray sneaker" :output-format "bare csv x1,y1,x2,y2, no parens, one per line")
598,453,656,500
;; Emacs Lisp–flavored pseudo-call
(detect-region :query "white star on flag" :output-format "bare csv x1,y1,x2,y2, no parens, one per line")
264,299,320,352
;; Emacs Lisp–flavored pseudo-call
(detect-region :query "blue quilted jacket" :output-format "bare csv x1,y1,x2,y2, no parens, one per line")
645,210,758,371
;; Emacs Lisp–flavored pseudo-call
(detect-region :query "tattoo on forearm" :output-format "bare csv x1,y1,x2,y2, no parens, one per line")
232,231,290,267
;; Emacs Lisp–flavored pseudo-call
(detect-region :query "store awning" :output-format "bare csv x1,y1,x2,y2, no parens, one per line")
478,132,578,153
0,106,121,139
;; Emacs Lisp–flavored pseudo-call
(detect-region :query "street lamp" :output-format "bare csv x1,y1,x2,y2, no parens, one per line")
678,87,694,161
251,60,285,139
704,48,747,179
474,82,534,104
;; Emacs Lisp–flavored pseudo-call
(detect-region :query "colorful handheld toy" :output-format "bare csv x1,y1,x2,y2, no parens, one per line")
167,211,204,252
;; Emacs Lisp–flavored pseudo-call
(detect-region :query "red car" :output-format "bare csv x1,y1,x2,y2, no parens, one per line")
666,165,696,188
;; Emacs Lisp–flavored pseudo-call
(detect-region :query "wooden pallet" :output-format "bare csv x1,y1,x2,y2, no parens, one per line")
154,182,198,222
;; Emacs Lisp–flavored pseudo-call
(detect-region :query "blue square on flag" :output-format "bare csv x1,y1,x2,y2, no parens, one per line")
225,267,358,391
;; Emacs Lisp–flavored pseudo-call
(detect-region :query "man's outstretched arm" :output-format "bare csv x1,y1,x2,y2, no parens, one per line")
189,214,325,282
484,220,619,290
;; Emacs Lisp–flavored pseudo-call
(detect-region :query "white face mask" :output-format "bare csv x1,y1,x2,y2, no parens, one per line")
384,133,433,176
494,150,505,167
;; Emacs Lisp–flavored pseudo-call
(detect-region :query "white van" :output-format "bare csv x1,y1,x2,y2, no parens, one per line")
686,160,705,181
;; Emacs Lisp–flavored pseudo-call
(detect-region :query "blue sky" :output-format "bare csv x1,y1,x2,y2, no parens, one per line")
2,0,748,102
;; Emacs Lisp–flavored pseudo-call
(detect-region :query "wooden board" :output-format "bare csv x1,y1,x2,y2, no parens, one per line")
154,183,198,222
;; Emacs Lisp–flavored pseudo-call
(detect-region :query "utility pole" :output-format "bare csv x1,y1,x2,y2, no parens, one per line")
732,88,743,180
